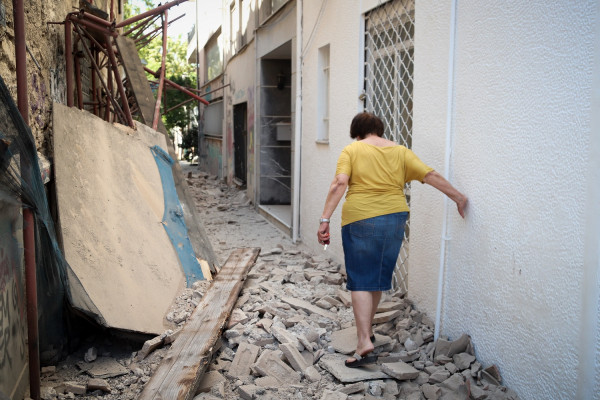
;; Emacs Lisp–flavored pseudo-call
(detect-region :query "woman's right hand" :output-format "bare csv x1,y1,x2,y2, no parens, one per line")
317,222,331,245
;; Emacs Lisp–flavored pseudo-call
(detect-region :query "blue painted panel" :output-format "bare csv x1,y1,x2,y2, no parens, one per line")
150,146,204,286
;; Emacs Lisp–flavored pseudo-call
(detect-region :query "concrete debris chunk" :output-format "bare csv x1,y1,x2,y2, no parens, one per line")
339,382,365,395
320,389,348,400
331,326,392,355
304,365,322,382
229,343,260,378
87,378,111,393
136,335,164,361
337,290,353,307
252,350,301,385
319,354,389,383
372,310,403,324
64,381,87,395
453,352,476,370
380,361,419,380
271,322,303,351
434,333,474,359
280,342,311,372
422,383,441,399
238,384,262,400
228,308,249,328
484,364,502,382
429,369,451,384
280,296,338,320
77,357,129,379
84,347,98,363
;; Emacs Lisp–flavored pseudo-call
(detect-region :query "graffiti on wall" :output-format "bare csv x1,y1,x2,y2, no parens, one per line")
0,202,27,395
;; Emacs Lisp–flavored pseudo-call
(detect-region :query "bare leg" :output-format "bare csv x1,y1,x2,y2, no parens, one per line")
369,291,382,337
348,291,376,362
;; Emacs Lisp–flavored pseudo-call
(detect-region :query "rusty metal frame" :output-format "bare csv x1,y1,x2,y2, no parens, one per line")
57,0,208,131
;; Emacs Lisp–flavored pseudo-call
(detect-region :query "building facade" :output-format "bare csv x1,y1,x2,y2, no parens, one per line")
189,1,600,398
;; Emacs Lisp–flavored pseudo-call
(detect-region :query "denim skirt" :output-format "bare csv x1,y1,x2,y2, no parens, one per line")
341,212,408,292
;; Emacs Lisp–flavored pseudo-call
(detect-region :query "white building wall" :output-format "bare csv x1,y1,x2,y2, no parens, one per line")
411,1,597,399
300,0,363,258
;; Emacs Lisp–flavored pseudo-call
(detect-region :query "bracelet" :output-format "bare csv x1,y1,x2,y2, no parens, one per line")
319,218,330,223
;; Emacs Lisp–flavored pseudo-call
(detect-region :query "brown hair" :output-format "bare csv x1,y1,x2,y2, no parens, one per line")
349,112,384,139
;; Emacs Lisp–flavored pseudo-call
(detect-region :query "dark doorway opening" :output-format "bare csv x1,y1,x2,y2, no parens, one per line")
233,102,247,185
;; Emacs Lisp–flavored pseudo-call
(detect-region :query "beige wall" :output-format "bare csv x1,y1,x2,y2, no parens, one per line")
300,0,363,259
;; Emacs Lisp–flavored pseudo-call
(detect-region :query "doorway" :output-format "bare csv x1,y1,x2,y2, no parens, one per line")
233,102,247,185
258,41,292,231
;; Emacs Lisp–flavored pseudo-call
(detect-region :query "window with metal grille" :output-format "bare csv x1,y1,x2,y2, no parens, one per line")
364,0,415,295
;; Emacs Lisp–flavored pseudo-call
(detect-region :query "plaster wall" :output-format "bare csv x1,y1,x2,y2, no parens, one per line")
299,0,362,257
255,3,295,60
410,1,596,399
224,40,257,189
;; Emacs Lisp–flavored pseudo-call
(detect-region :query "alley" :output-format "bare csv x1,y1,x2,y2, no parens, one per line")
34,162,517,400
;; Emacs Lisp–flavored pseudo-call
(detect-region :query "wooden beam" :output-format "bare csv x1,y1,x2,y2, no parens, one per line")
138,248,260,400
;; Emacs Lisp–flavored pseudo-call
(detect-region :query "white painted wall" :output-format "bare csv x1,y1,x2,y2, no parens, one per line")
300,0,363,258
411,1,597,399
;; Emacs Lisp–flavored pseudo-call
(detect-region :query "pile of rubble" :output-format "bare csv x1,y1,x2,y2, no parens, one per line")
33,167,520,400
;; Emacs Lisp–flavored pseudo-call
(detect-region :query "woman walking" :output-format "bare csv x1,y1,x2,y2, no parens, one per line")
317,112,467,368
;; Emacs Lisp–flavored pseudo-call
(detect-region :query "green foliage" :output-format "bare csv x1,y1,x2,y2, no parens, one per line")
124,0,198,141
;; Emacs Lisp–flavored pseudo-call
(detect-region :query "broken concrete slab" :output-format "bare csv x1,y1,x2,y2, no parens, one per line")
319,354,389,383
280,296,338,320
434,334,474,358
280,343,311,372
372,310,403,324
252,350,301,385
380,361,420,381
271,322,302,351
54,103,188,334
136,335,164,361
331,327,392,355
196,371,225,393
453,353,476,370
77,357,128,379
320,389,348,400
337,290,352,307
86,378,111,393
229,343,260,378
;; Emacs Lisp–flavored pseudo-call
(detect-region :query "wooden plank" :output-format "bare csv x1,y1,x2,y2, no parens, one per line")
115,35,168,135
138,248,260,400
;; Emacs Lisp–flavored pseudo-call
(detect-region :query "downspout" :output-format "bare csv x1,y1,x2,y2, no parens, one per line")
434,0,458,342
576,3,600,396
292,0,302,243
13,0,41,398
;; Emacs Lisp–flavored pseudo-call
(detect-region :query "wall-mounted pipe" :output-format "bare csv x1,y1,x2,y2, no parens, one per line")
115,0,188,29
292,0,303,243
145,67,210,105
65,18,74,107
13,0,41,398
152,10,168,130
434,0,458,342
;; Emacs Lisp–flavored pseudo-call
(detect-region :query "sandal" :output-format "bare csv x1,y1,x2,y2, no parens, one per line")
345,352,378,368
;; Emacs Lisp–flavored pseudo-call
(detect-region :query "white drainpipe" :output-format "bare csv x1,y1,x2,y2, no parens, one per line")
292,0,303,243
434,0,458,342
576,8,600,395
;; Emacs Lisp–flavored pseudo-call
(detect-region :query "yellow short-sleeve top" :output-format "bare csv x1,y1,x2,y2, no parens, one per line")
335,141,434,226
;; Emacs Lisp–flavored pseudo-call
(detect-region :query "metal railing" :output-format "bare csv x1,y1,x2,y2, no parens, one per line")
364,0,415,295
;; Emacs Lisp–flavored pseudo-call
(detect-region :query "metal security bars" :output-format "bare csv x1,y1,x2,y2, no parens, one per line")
364,0,415,295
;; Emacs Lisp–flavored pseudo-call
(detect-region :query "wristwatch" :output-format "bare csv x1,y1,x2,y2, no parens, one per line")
319,218,330,223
